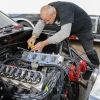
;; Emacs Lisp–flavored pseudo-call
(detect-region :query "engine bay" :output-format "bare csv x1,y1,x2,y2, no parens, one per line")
0,46,69,100
0,30,97,100
0,50,64,93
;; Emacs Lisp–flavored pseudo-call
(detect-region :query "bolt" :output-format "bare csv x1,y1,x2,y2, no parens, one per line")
0,87,3,90
1,96,3,99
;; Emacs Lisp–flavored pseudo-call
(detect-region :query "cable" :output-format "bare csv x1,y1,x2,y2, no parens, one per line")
16,71,61,99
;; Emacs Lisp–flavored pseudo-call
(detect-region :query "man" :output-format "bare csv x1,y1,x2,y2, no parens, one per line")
27,1,99,66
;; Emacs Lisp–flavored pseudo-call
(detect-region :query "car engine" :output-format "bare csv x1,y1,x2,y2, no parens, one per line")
0,29,82,100
0,50,65,100
0,28,95,100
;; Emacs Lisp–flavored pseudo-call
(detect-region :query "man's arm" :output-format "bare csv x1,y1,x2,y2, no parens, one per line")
47,23,72,44
30,23,72,51
27,19,45,49
32,19,46,37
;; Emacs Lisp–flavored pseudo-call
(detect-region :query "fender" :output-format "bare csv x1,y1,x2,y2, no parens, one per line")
12,18,34,28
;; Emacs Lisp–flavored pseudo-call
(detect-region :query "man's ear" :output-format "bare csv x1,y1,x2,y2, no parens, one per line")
53,8,56,16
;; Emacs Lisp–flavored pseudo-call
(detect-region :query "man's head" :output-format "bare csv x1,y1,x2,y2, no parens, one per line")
40,5,56,24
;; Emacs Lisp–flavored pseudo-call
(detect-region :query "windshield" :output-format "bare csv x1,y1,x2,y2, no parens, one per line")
0,11,18,28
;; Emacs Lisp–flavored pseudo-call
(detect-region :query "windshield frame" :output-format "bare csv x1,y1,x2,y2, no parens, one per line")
0,11,18,29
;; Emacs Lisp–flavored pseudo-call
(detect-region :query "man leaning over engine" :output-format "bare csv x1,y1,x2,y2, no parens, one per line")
27,1,99,66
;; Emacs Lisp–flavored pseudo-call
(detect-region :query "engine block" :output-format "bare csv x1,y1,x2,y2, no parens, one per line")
0,51,64,95
0,64,45,92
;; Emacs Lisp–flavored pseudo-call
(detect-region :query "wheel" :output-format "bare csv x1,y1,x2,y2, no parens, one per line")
19,21,32,27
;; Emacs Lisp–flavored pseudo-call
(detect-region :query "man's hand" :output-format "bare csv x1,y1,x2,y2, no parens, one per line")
27,37,36,49
31,40,49,51
27,34,38,49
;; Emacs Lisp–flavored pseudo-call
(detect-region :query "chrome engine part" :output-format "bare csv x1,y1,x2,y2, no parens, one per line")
22,51,64,65
0,64,45,92
0,50,65,100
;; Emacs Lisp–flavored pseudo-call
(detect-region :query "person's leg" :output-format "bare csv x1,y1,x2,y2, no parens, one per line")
76,30,99,66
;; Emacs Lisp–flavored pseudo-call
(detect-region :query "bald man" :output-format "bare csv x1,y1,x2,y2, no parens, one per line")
27,1,99,66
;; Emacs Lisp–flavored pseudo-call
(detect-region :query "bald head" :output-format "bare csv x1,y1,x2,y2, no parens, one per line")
40,5,55,15
40,5,56,24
